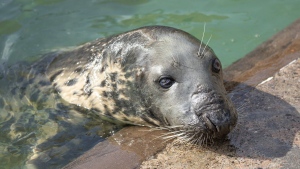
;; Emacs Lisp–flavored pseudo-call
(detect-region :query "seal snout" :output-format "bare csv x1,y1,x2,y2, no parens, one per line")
191,88,235,139
200,108,233,138
182,106,234,145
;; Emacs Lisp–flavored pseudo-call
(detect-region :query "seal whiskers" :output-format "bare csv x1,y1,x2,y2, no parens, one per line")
151,125,214,146
197,23,206,56
197,23,213,57
201,34,212,56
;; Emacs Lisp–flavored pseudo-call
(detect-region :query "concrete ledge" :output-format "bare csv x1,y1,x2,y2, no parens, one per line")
224,18,300,88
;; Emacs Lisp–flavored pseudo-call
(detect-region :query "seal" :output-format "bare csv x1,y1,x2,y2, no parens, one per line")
43,26,237,144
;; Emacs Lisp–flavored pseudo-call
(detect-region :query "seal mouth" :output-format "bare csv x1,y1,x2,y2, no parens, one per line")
167,108,235,146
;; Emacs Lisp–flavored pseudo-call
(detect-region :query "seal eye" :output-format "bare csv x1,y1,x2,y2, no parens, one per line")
159,76,175,89
212,58,221,73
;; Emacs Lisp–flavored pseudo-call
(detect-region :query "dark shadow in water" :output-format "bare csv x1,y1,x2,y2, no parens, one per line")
29,107,122,168
210,82,300,160
0,59,124,169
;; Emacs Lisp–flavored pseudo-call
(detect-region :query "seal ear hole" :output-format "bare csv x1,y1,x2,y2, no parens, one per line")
158,76,175,89
212,58,221,73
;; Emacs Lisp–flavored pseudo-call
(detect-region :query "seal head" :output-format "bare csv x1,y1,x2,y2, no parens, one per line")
46,26,237,143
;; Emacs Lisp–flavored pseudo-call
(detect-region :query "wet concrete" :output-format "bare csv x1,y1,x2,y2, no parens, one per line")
64,127,168,169
64,18,300,169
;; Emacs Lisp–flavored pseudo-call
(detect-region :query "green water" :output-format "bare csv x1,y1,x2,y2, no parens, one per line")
1,0,299,67
0,0,300,168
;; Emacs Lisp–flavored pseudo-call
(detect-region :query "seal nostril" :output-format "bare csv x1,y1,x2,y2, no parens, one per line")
215,125,220,132
202,114,217,133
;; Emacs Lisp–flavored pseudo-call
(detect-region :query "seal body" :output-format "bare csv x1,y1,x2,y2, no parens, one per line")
43,26,237,142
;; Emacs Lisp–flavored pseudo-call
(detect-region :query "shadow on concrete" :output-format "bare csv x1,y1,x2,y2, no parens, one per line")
210,81,300,159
